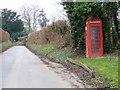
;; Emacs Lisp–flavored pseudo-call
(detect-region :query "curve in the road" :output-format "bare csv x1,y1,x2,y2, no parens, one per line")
2,46,74,88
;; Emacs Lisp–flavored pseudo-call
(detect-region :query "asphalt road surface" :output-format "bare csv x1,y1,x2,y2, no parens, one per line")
1,46,75,88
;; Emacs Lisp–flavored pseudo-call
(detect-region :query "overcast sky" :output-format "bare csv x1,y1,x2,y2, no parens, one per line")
0,0,67,23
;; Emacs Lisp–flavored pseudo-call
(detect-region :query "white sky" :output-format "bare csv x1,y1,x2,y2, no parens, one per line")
0,0,67,23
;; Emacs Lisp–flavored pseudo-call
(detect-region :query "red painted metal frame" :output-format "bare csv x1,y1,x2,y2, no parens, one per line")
85,18,103,58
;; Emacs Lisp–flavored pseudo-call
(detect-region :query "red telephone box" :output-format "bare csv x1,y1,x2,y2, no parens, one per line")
85,18,103,58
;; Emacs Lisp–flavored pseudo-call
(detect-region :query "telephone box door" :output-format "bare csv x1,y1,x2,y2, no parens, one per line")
86,18,103,58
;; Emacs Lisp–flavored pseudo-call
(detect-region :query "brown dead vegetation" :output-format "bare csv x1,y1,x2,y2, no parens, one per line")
0,28,10,42
27,20,72,48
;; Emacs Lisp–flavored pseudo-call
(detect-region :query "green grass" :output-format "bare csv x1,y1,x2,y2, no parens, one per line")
77,56,118,88
27,43,118,88
28,44,42,53
28,44,74,61
41,44,56,55
47,50,73,61
41,45,73,61
0,41,13,52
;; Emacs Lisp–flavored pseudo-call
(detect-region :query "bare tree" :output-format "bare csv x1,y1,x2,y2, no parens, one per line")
32,5,41,30
55,1,68,20
19,5,42,31
20,5,32,31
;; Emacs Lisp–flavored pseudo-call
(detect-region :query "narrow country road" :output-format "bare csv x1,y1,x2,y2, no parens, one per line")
1,46,74,88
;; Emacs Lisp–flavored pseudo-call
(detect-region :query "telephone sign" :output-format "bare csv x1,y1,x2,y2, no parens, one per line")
85,18,103,58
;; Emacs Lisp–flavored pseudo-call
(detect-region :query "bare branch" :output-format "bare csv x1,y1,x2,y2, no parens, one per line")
19,4,42,31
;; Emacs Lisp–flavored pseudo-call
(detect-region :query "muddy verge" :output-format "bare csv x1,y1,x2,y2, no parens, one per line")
26,45,110,88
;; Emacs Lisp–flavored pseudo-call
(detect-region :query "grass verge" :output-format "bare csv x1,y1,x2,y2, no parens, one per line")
26,43,118,88
27,44,74,61
0,41,13,53
77,56,118,88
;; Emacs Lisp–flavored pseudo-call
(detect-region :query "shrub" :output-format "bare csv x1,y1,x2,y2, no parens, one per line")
0,28,10,42
27,20,72,48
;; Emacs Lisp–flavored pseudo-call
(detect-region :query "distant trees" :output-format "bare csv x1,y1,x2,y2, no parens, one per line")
1,5,49,41
38,9,49,28
19,5,49,31
62,1,120,54
1,9,24,40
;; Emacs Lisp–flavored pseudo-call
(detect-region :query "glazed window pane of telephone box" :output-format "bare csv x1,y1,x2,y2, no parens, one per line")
91,26,100,54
